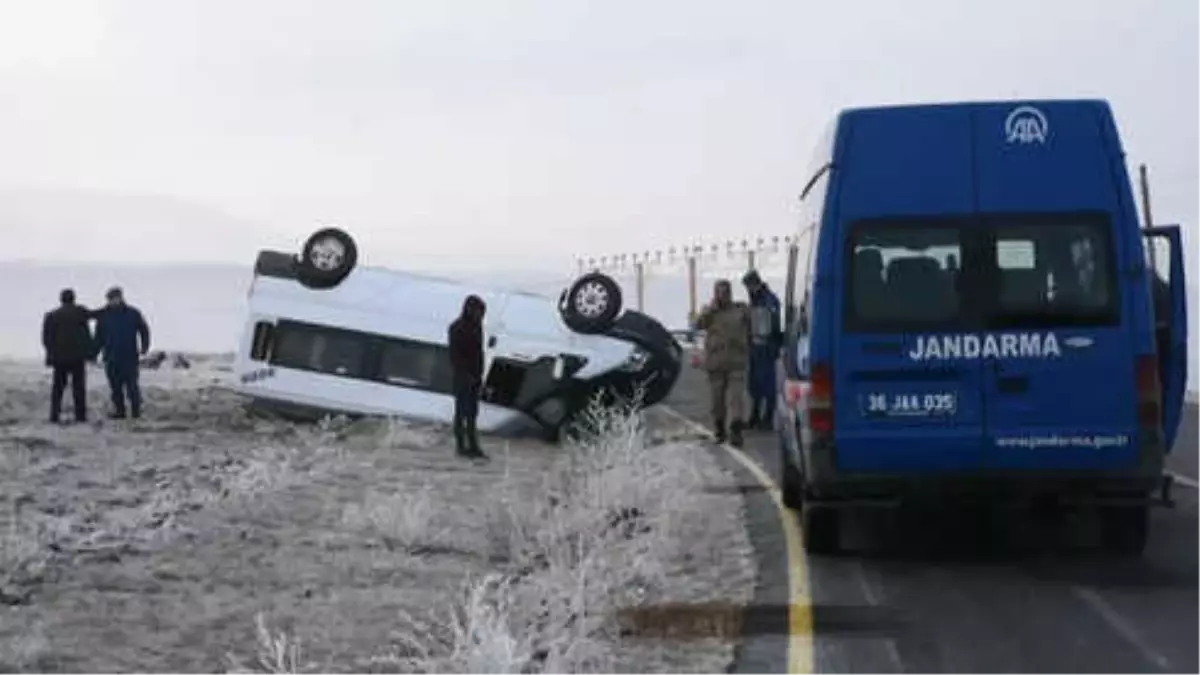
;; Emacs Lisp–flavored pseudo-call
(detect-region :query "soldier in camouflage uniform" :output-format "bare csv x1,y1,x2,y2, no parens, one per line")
692,279,751,447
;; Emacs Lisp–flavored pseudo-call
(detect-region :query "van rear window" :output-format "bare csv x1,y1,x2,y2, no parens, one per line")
990,219,1117,328
844,214,1119,332
846,223,964,331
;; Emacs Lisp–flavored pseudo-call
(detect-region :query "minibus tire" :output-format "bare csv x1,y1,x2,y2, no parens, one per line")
781,457,804,511
298,228,358,289
801,503,839,554
561,272,623,334
1099,504,1148,556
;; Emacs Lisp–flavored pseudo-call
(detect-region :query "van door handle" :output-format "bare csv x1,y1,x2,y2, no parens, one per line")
997,376,1029,395
488,336,498,348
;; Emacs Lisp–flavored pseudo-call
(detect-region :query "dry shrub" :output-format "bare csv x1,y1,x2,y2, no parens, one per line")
398,395,712,673
224,392,729,673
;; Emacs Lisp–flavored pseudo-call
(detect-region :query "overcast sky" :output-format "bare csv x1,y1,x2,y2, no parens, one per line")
0,0,1195,272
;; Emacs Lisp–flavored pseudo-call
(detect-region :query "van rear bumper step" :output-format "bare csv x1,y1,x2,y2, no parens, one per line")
806,473,1171,510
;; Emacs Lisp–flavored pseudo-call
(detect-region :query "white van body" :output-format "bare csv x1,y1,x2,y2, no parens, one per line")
230,239,682,436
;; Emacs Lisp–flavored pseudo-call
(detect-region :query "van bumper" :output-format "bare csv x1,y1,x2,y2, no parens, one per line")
803,440,1168,510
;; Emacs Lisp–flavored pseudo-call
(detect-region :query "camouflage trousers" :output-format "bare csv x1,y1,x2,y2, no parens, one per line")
707,368,746,426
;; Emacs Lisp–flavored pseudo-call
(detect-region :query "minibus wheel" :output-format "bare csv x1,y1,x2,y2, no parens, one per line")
802,503,840,554
560,272,623,334
298,227,358,289
781,457,804,510
1099,504,1148,556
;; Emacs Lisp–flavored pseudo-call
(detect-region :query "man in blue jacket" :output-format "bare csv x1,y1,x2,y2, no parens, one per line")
92,287,151,419
742,270,783,431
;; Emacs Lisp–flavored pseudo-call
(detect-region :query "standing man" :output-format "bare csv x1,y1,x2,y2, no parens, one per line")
743,270,783,431
92,287,151,420
42,289,95,424
448,294,489,460
692,279,751,447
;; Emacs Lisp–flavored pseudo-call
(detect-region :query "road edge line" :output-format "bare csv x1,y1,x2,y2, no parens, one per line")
661,406,815,674
1167,471,1199,489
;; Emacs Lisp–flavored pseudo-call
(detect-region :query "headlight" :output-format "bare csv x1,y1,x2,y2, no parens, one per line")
620,346,651,372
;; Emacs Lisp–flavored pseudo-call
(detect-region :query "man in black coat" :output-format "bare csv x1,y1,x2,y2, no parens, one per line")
42,288,95,423
448,294,488,460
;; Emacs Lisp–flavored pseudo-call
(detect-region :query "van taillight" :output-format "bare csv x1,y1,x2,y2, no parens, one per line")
1136,355,1162,432
808,362,834,435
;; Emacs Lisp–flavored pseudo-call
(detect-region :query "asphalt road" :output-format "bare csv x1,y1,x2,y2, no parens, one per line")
663,364,1199,673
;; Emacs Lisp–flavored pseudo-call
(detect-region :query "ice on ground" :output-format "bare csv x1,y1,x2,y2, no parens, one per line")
0,355,756,673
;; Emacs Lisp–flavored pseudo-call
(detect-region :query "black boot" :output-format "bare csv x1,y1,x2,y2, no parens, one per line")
453,418,471,458
759,402,776,431
747,400,761,429
729,420,745,448
467,418,489,462
713,419,726,444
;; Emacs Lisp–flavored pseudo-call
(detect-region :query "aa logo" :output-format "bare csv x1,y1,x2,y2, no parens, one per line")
1004,105,1049,145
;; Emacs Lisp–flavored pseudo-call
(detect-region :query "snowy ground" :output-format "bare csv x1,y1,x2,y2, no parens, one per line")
0,355,756,673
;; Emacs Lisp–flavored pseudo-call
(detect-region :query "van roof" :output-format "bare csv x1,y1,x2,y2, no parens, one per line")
838,98,1113,118
830,98,1131,221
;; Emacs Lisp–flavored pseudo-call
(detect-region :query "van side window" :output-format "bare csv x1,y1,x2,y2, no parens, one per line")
846,223,963,332
250,321,275,362
991,220,1118,328
272,321,368,377
378,340,453,393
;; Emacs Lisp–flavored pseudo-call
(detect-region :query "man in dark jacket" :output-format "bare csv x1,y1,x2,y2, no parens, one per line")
743,270,783,431
42,289,94,423
92,286,151,419
448,295,488,460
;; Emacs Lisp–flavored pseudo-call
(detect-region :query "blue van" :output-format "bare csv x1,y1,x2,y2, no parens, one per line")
777,100,1189,555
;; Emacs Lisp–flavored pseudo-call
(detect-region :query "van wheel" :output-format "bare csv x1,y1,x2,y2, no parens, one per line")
298,227,358,289
1100,505,1148,556
560,272,622,334
802,504,839,555
781,457,804,511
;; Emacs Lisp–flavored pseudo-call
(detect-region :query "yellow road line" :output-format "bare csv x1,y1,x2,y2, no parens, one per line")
661,406,815,674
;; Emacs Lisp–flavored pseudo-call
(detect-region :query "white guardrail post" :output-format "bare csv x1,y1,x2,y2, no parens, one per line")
574,234,801,326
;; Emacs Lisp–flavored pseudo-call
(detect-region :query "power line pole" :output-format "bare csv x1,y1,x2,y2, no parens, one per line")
1139,163,1158,272
1139,163,1154,229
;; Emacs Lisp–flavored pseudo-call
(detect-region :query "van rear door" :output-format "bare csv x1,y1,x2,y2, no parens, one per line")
834,220,986,473
1144,225,1190,451
979,214,1139,471
971,102,1141,471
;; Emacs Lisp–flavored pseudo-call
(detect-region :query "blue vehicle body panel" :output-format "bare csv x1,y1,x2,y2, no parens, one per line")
972,103,1140,471
1147,225,1190,451
804,99,1161,477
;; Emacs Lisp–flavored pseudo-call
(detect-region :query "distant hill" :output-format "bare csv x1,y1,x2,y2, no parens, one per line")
0,186,292,264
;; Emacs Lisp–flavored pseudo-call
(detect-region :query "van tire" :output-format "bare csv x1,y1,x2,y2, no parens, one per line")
298,228,358,289
781,458,804,511
1100,504,1148,556
561,272,623,334
801,504,839,554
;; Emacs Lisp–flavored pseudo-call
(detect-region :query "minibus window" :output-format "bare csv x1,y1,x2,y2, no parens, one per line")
250,321,275,362
990,220,1118,328
378,340,453,392
272,322,368,377
845,223,964,332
